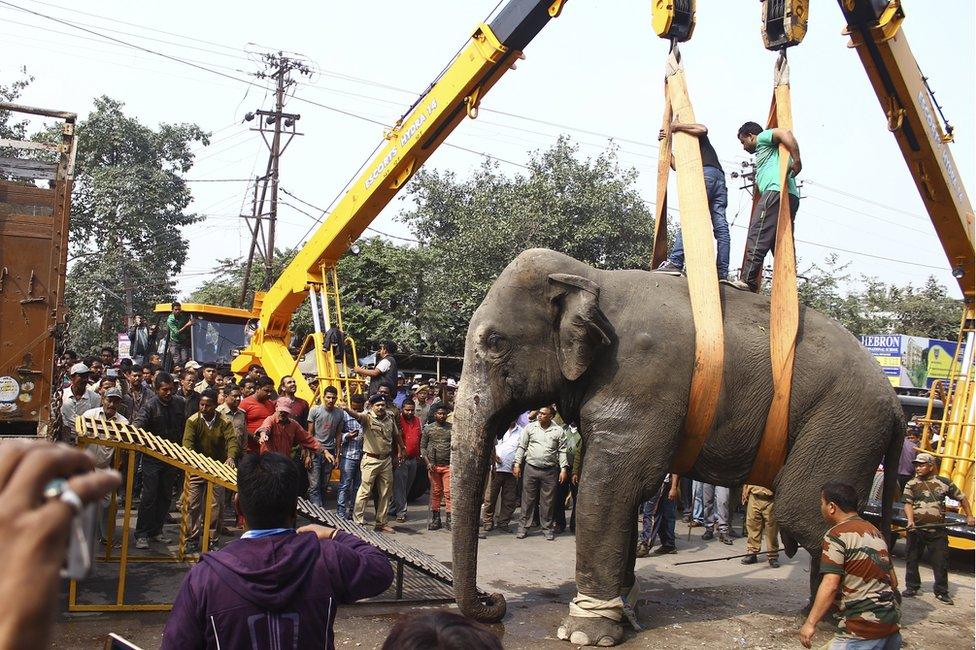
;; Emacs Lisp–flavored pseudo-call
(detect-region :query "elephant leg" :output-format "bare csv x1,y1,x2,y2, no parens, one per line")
557,423,672,647
801,549,822,616
623,505,638,591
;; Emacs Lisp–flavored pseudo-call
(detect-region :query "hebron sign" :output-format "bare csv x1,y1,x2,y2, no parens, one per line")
860,334,958,389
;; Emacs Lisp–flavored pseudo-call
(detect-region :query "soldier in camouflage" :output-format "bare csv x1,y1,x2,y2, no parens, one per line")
901,452,974,605
800,482,900,650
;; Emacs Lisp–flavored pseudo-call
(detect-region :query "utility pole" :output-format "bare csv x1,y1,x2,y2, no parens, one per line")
239,52,310,307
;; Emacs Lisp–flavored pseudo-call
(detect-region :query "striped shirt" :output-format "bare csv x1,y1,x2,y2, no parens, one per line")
820,516,900,640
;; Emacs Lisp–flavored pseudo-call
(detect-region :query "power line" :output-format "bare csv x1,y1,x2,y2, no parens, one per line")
9,0,948,228
9,0,951,278
805,195,935,236
280,192,425,245
185,178,253,183
0,0,386,129
3,3,252,63
802,180,928,221
20,0,246,53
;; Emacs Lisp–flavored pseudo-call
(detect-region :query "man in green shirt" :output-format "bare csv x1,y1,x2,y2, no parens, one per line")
182,390,237,550
421,405,453,531
513,406,569,541
732,121,803,291
167,302,193,366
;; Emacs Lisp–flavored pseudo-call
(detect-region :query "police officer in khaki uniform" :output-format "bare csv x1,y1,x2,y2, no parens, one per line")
740,484,779,568
342,394,405,533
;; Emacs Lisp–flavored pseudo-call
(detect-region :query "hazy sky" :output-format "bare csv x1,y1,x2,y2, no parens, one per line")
3,0,973,301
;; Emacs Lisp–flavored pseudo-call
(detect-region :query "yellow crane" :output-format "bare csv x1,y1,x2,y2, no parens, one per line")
220,0,567,401
181,0,971,518
834,0,974,547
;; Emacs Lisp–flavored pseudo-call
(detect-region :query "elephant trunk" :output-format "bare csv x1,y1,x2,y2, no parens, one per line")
451,377,507,623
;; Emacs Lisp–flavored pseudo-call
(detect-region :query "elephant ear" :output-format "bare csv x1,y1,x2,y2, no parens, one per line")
547,273,613,381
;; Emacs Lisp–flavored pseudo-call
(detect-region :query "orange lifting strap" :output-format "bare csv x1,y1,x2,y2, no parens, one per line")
651,47,726,476
745,52,799,489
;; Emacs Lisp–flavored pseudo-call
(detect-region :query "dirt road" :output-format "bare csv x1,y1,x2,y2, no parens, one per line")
54,507,973,649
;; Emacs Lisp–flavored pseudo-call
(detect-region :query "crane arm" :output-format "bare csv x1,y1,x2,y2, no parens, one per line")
230,0,565,390
838,0,974,298
254,1,563,341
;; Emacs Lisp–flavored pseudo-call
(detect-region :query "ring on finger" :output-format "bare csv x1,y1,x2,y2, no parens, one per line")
43,477,83,513
59,486,83,513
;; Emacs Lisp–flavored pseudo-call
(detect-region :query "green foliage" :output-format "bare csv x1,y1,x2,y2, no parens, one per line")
798,255,962,340
0,67,32,141
109,127,961,357
190,249,314,343
61,97,209,353
335,237,428,352
188,137,655,356
189,239,424,354
399,136,655,353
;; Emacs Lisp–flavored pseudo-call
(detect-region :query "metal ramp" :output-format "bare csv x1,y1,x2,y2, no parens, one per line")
72,415,476,611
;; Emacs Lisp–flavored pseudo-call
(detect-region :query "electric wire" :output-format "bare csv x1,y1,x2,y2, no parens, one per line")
8,0,955,283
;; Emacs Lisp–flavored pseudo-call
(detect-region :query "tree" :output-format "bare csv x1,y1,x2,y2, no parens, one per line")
399,136,655,353
796,255,870,333
190,238,426,354
858,275,962,340
797,255,963,340
335,237,427,352
191,248,313,346
61,97,209,353
0,67,32,141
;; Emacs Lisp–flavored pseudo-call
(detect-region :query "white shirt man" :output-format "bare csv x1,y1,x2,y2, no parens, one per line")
482,422,523,533
61,363,101,440
495,423,522,473
81,388,129,468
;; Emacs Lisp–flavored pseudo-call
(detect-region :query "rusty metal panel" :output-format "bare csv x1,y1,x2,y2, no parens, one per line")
0,102,75,435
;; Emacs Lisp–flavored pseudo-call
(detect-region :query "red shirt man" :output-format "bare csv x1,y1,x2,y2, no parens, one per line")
239,378,275,453
279,374,310,428
255,397,327,459
399,405,422,460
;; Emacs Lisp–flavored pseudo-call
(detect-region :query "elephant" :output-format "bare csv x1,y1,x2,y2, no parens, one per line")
451,248,903,647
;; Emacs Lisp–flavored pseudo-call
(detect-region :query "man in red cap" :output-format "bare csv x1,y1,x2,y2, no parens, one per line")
254,397,333,463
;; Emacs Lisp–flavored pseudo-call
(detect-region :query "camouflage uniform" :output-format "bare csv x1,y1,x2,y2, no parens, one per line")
820,516,900,643
902,475,964,596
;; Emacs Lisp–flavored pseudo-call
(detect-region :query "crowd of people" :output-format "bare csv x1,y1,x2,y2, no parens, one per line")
56,337,470,541
34,335,975,649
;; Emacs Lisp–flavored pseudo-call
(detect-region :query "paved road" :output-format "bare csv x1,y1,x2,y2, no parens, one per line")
54,504,973,649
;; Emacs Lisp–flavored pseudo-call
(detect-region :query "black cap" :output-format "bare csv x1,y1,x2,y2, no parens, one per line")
368,394,386,405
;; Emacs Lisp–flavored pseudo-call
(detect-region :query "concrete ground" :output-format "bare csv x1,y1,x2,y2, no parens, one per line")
54,503,974,649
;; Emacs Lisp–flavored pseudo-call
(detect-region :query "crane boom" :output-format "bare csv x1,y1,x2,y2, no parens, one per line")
230,0,564,389
838,0,976,548
838,0,974,298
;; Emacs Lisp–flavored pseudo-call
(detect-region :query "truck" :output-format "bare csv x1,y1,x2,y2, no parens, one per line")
0,102,77,436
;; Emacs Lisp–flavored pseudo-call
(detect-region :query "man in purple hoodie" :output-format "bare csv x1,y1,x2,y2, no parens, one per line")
161,452,393,650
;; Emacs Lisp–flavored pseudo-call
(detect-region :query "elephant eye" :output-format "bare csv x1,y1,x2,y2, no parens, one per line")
485,332,506,352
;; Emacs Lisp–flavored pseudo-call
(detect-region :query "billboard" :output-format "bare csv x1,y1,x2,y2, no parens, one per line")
860,334,958,389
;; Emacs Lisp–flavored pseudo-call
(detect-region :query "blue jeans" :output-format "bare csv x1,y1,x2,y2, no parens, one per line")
641,492,677,547
828,632,902,649
337,455,362,519
668,165,730,278
307,454,334,507
692,480,705,524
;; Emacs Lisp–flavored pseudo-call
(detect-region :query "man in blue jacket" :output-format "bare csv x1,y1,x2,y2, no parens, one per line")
161,452,393,650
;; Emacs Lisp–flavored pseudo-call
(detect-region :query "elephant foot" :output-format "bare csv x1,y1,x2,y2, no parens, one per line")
556,615,624,647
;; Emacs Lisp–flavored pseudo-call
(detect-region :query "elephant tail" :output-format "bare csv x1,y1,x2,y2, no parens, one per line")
879,411,905,550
